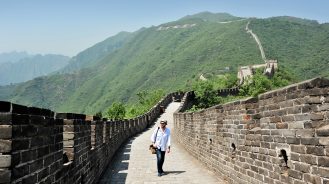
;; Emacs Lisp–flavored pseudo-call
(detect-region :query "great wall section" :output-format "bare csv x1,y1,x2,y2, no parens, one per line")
174,77,329,184
0,93,183,184
0,78,329,184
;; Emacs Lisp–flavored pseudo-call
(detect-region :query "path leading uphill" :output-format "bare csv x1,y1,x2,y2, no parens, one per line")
246,21,267,62
99,102,227,184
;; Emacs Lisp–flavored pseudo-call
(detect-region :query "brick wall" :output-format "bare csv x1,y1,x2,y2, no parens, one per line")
174,78,329,184
0,92,183,184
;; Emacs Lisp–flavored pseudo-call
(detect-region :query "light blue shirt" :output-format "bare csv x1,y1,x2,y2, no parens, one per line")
151,127,171,151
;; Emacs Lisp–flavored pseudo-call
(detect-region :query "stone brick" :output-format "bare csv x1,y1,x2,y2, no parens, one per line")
316,125,329,136
304,173,322,184
291,145,306,154
318,156,329,167
12,138,30,151
288,169,303,180
294,114,310,121
294,162,310,173
290,153,300,161
0,155,11,168
319,137,329,145
12,164,29,180
306,146,325,156
281,115,294,122
0,140,11,153
313,167,329,178
296,129,314,138
280,130,296,137
310,113,324,120
22,174,37,184
318,104,329,111
276,123,288,129
305,96,322,104
300,154,317,165
0,125,12,139
0,169,11,183
301,138,319,145
288,121,305,129
286,137,300,144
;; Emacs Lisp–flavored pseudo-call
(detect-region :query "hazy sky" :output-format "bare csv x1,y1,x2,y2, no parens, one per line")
1,0,328,57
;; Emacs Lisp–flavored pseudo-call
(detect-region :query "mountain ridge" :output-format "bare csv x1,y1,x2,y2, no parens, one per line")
1,12,328,114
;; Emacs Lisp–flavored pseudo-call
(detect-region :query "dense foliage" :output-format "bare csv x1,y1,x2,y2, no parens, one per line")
189,73,239,110
107,102,126,120
125,89,165,118
188,67,295,111
239,68,294,97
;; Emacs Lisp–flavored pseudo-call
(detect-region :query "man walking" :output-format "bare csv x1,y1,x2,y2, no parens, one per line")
150,119,171,176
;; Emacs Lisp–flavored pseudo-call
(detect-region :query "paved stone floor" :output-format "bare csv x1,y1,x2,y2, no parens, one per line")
99,102,227,184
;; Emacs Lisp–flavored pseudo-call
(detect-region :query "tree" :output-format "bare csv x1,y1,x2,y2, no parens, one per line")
107,102,126,120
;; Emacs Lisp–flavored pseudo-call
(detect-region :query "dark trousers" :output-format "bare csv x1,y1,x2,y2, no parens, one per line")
156,149,166,173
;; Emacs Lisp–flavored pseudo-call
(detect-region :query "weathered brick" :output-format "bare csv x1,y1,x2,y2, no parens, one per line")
301,138,319,145
0,169,11,183
318,104,329,111
0,125,12,139
291,145,306,154
304,173,322,184
300,154,317,165
12,138,30,151
317,125,329,136
290,152,300,161
281,115,294,122
318,156,329,167
306,146,325,156
319,137,329,145
0,155,11,168
310,113,324,120
286,137,300,144
288,121,305,129
294,114,310,121
280,130,296,137
313,167,329,178
276,123,288,129
22,174,37,184
294,162,310,173
296,129,314,138
0,140,11,153
288,169,303,180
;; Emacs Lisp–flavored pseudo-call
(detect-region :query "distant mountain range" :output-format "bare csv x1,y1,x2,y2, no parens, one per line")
0,52,70,85
1,12,328,114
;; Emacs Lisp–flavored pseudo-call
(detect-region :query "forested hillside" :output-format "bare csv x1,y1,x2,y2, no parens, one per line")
1,12,328,114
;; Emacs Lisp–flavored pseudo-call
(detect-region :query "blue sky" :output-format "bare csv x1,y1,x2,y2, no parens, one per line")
0,0,328,57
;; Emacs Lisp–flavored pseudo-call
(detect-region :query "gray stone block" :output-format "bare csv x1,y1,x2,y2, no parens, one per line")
0,125,11,139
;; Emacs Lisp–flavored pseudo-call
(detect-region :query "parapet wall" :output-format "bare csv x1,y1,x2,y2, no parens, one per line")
174,78,329,184
0,92,183,184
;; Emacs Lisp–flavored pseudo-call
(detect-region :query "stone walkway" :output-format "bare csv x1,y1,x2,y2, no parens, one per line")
99,102,227,184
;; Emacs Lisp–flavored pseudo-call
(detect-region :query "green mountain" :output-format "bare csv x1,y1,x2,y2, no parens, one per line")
59,31,135,73
1,12,329,114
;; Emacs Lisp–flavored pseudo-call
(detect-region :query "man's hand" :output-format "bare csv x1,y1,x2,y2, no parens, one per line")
152,143,157,148
167,148,171,153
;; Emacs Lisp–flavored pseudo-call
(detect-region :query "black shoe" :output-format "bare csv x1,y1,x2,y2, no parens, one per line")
158,173,162,177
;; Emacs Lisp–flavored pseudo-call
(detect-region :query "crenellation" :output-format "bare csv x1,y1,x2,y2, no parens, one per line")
0,92,182,184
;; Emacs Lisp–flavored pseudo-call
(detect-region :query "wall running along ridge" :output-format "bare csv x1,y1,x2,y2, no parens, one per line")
174,78,329,184
0,92,183,184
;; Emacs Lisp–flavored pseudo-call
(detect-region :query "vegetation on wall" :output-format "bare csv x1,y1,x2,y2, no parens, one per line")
188,67,296,112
